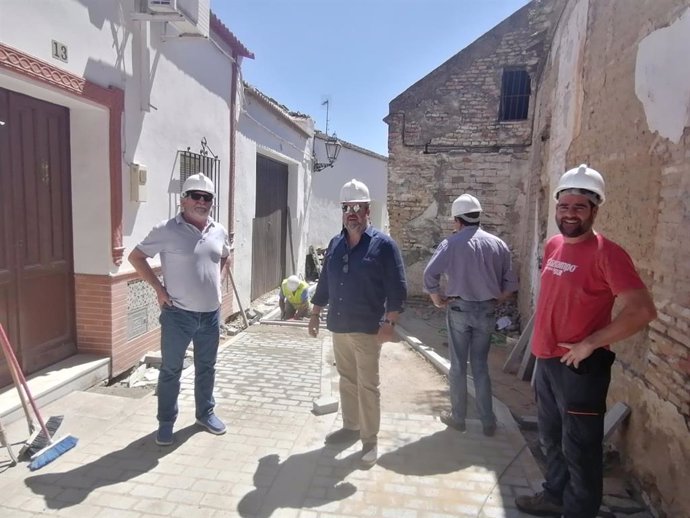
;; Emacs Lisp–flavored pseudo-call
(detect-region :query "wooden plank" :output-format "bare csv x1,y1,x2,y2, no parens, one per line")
518,349,536,381
603,402,631,442
503,314,534,373
530,357,539,387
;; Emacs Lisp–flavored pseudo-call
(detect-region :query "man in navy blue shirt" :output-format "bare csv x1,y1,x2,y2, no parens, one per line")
309,179,407,467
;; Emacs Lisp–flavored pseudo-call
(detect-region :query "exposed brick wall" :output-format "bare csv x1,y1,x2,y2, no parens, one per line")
75,275,114,358
385,1,564,297
527,1,690,515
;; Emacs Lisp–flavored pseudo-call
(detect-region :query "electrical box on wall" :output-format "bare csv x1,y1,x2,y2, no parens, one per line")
130,164,148,202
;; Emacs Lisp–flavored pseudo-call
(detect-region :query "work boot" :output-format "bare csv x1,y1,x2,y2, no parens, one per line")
440,411,466,432
324,427,360,444
515,491,563,516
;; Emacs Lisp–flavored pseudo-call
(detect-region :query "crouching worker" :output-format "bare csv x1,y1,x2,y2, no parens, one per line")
279,275,311,320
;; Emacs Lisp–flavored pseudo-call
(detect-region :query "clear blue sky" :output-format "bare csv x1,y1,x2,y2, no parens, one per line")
212,0,531,156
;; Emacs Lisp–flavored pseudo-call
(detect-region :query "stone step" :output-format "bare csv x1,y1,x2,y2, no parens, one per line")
0,354,109,426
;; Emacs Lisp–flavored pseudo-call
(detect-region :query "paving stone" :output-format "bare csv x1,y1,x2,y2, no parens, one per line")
0,324,654,518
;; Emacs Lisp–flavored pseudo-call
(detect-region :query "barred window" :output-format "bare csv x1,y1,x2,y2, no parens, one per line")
499,69,531,121
179,149,220,195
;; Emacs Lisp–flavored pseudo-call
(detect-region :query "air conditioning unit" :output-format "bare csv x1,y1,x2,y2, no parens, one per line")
173,0,210,38
148,0,177,13
139,0,209,38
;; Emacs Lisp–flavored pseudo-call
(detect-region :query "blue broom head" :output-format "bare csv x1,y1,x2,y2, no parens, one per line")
28,434,78,471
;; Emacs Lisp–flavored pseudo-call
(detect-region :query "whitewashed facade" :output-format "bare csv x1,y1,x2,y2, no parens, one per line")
235,85,314,307
0,0,251,381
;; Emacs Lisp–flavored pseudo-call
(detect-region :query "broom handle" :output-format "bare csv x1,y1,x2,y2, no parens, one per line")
3,338,35,434
0,324,51,441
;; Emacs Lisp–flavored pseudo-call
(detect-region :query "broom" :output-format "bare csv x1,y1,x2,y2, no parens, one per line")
1,332,64,459
0,324,78,470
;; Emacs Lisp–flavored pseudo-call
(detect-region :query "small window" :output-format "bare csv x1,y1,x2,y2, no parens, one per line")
499,69,531,121
179,149,220,194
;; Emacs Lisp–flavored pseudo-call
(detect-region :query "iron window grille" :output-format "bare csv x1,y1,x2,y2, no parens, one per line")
178,138,221,196
499,69,531,121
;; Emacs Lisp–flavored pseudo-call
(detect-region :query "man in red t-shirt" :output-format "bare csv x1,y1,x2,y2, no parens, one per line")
516,165,656,518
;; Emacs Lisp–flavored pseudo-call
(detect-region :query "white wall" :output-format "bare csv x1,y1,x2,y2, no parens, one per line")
309,137,389,248
235,88,314,307
0,0,234,275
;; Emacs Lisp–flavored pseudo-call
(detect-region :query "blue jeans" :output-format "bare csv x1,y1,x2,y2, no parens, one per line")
446,298,496,427
158,305,220,425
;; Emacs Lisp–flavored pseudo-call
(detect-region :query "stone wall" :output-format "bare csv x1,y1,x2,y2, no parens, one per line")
386,0,564,297
528,1,690,515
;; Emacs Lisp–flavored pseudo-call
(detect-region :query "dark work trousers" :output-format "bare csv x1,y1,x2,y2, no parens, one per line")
535,348,615,518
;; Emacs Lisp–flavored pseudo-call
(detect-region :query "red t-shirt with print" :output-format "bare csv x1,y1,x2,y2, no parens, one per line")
531,233,646,359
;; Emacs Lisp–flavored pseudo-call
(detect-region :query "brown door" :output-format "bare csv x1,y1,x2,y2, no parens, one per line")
251,154,288,300
0,88,75,387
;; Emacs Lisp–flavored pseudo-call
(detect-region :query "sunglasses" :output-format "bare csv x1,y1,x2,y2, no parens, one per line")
342,253,349,274
341,203,367,214
186,191,214,202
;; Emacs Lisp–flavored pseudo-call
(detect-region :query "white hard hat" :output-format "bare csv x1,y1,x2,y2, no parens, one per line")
553,164,605,204
451,194,482,222
182,173,215,195
286,275,300,291
340,179,370,203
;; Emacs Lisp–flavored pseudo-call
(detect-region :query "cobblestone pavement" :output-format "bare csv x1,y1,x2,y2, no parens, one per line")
0,324,544,517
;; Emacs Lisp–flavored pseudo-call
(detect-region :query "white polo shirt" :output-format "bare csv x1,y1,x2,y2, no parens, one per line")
136,214,230,312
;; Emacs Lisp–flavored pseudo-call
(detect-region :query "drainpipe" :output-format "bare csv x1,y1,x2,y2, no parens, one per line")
229,56,238,237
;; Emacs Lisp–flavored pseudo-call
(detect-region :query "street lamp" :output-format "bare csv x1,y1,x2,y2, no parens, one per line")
313,134,342,172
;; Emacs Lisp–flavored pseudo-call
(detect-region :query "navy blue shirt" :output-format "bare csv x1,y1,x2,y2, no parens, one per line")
311,226,407,334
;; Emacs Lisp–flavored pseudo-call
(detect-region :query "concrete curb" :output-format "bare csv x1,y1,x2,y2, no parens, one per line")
396,323,544,491
396,324,517,429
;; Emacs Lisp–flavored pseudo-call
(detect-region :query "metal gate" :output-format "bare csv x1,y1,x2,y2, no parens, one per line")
251,154,288,300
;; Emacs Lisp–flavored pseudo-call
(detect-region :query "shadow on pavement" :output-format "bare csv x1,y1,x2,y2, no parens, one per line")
237,443,360,518
378,428,476,476
24,424,200,509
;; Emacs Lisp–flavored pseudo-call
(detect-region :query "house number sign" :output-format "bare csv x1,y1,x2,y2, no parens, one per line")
51,40,68,63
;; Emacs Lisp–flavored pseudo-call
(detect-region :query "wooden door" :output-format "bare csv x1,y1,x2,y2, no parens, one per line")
0,88,75,387
251,154,288,300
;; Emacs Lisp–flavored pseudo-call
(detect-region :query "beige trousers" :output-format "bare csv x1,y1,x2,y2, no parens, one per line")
332,332,382,444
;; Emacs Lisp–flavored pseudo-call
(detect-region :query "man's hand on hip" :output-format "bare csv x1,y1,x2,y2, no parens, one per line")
558,341,596,369
156,287,173,308
430,293,447,309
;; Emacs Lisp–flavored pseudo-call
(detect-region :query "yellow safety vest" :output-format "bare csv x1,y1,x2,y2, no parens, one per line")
281,279,309,307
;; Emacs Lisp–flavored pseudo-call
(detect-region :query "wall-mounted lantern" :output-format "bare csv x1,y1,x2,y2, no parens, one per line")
313,133,342,172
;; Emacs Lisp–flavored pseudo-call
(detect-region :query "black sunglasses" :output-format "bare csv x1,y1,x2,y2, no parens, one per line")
342,253,349,273
186,191,214,202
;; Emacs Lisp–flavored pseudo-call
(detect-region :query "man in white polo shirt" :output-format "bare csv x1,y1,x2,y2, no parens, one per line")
128,173,230,446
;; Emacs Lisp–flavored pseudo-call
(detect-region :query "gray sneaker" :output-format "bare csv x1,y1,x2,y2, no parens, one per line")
515,491,563,516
